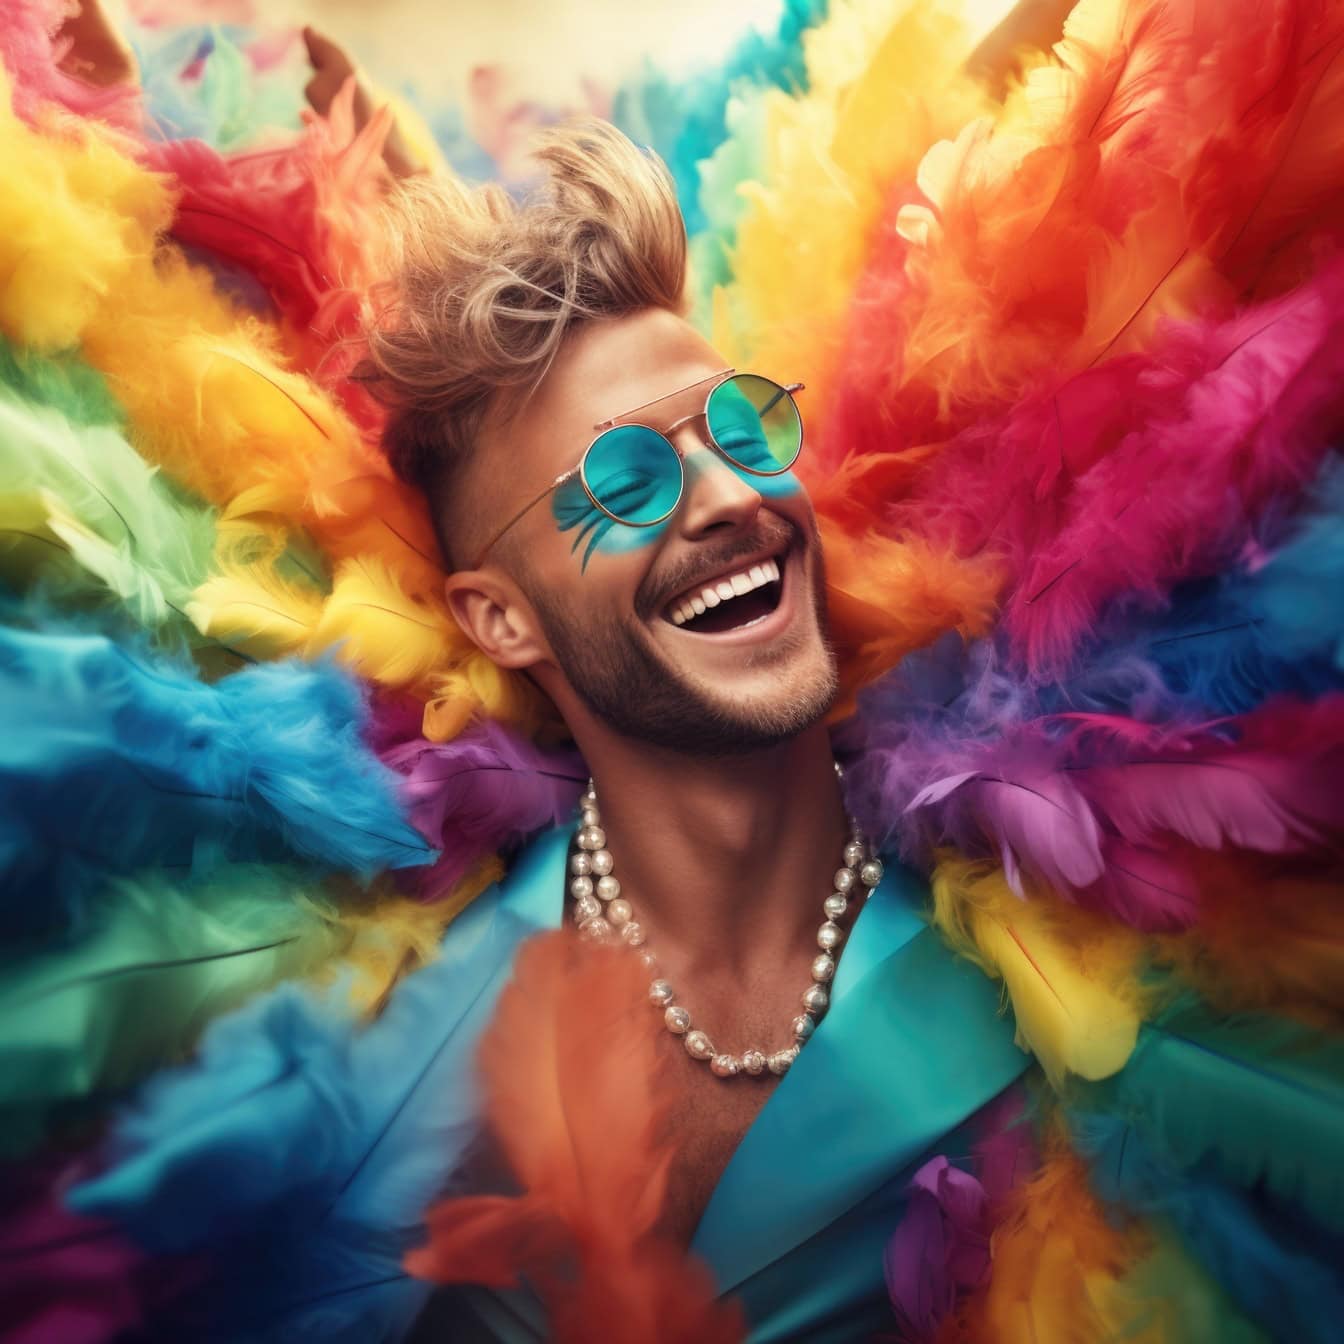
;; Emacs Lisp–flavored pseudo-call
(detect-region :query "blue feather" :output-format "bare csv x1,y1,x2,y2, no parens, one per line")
0,621,435,940
68,882,542,1342
611,0,827,236
1069,1110,1344,1344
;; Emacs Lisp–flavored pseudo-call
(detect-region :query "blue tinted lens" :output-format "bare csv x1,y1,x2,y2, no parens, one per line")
581,425,683,525
706,374,801,474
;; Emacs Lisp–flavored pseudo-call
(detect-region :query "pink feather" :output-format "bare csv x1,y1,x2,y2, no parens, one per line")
1070,698,1344,855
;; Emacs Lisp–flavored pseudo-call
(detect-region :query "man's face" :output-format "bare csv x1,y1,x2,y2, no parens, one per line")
465,308,838,756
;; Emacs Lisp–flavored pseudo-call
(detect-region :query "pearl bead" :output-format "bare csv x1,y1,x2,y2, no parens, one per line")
710,1054,741,1078
607,898,633,926
768,1049,795,1076
596,875,621,901
569,852,592,876
833,867,855,892
742,1050,767,1075
572,894,602,923
802,984,829,1014
569,875,594,900
581,807,600,828
620,921,646,947
685,1030,715,1060
843,839,865,867
638,950,659,971
823,893,848,920
860,859,884,887
817,922,844,951
590,849,614,876
811,953,835,983
649,979,675,1007
792,1014,815,1041
578,917,613,941
577,826,605,851
664,1006,691,1034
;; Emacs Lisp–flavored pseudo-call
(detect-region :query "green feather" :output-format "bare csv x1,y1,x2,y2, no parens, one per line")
0,338,123,427
1117,1221,1271,1344
1079,993,1344,1235
0,378,217,632
0,866,350,1158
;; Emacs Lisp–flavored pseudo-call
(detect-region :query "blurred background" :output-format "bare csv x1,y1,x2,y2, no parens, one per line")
111,0,1025,180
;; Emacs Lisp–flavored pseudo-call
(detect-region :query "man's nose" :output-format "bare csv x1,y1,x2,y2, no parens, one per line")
670,425,763,539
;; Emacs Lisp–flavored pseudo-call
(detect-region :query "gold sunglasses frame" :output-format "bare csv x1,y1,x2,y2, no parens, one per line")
469,368,805,569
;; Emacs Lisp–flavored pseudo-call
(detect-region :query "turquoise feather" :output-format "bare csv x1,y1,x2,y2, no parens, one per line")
1076,994,1344,1236
0,620,436,941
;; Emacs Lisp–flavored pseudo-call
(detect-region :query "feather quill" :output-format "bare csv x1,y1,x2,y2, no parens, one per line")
0,866,345,1158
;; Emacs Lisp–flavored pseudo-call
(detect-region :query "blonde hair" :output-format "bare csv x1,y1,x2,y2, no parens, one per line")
361,120,688,568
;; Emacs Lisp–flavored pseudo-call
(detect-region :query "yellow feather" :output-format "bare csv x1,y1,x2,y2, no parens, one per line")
328,855,505,1016
306,555,458,692
963,1129,1155,1344
930,856,1145,1087
715,0,992,426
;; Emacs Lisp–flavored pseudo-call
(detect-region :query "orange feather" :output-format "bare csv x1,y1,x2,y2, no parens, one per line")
406,932,745,1344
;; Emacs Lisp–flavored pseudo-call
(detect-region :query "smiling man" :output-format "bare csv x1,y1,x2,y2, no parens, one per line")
360,123,1030,1340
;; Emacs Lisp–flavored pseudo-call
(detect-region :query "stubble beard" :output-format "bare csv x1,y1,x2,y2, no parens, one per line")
529,549,839,757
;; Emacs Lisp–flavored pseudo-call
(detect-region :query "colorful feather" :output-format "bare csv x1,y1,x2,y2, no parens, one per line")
0,623,434,939
66,884,557,1341
1069,1110,1344,1344
928,857,1145,1087
380,718,586,897
1077,992,1344,1236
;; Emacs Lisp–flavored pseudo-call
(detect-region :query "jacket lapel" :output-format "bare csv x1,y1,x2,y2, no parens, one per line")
691,860,1031,1294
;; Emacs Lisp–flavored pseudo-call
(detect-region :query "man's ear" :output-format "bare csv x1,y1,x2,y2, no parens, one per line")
443,569,550,669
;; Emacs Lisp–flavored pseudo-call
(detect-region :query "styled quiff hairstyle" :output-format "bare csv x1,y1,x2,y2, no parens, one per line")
362,120,688,569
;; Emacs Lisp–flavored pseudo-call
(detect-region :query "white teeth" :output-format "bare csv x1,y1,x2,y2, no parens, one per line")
668,556,785,626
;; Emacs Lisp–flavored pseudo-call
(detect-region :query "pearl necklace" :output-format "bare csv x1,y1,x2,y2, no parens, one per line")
566,778,883,1080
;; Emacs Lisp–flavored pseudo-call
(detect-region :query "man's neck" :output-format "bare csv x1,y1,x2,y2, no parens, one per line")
570,722,848,976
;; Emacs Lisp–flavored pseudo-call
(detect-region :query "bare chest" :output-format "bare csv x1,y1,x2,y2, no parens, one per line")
655,1035,780,1246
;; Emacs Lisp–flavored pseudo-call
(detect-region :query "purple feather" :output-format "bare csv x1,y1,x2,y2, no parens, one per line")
883,1157,990,1342
380,720,587,897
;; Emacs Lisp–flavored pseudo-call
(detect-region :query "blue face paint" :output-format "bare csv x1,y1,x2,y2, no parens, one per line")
552,377,803,572
552,472,671,572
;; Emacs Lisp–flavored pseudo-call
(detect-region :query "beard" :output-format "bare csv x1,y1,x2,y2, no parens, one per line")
523,527,839,756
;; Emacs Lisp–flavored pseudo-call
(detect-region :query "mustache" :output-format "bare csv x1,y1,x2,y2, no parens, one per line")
636,516,801,618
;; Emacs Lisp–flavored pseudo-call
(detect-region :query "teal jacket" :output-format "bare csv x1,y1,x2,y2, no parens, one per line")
414,826,1032,1342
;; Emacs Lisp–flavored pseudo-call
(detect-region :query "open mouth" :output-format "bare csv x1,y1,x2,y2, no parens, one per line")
661,554,785,635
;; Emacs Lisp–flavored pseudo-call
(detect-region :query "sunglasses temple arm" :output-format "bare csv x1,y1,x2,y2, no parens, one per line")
471,470,577,568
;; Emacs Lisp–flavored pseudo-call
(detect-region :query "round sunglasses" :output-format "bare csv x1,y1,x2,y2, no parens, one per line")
471,369,804,568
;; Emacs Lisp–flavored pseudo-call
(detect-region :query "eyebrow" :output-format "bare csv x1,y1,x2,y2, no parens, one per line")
593,367,733,431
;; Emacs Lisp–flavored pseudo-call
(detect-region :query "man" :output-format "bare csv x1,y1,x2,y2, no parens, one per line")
356,121,1032,1340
